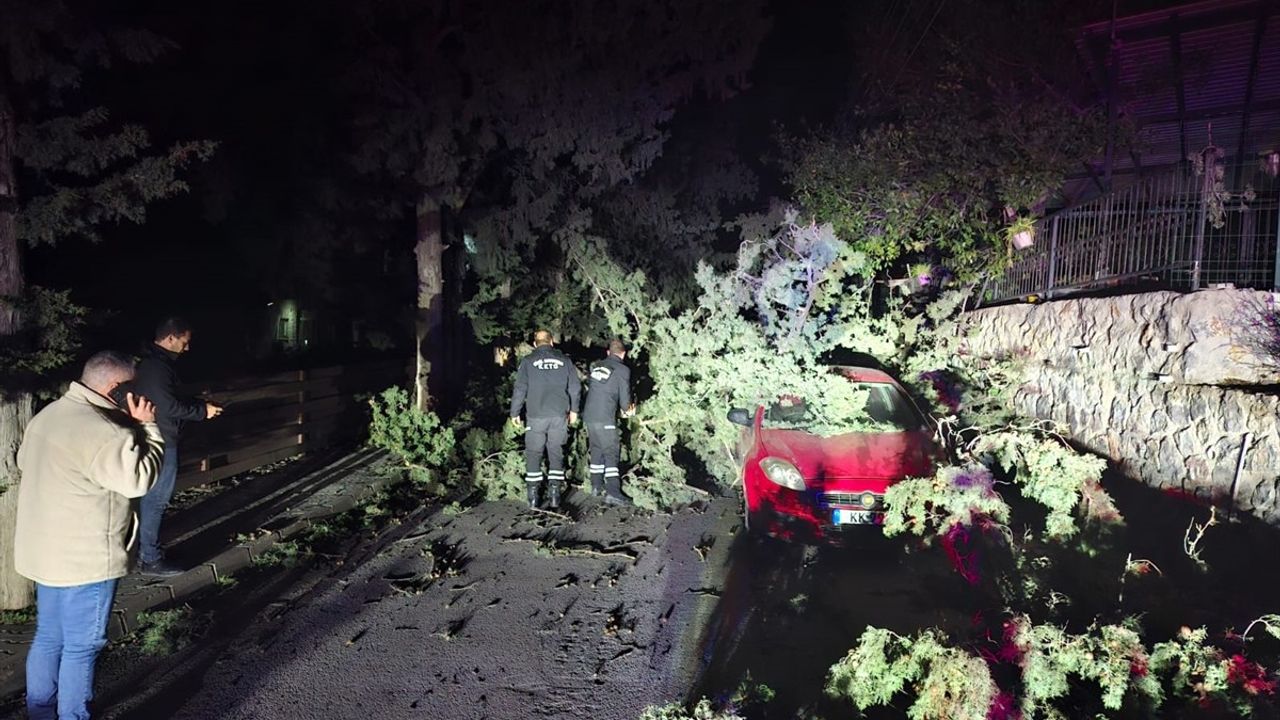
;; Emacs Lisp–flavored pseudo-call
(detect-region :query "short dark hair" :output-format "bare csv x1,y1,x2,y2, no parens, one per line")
155,316,192,341
81,350,136,387
607,339,626,356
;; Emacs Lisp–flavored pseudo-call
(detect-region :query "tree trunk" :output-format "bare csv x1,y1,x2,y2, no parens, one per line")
0,88,34,609
0,398,32,611
413,197,445,412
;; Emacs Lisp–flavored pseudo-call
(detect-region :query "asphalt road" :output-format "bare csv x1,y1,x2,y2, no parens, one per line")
24,469,1269,720
101,494,741,720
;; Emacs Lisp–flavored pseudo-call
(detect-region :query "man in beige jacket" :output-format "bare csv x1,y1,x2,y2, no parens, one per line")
15,350,164,720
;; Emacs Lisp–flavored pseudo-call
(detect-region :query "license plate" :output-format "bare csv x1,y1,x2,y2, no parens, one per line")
833,509,880,525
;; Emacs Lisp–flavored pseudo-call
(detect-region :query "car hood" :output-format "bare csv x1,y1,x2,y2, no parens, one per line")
759,428,935,485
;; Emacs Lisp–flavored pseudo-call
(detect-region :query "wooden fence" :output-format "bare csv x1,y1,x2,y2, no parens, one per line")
174,357,409,491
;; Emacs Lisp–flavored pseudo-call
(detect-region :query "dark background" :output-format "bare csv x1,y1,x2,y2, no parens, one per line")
23,0,1165,380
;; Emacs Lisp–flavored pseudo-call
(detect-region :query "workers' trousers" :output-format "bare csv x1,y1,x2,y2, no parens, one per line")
587,422,622,495
524,415,568,489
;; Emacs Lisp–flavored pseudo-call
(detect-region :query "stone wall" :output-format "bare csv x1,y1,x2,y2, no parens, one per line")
963,289,1280,526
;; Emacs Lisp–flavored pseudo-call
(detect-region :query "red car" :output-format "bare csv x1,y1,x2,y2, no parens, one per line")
728,366,940,542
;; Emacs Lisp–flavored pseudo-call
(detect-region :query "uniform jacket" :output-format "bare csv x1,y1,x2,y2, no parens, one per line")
132,343,206,442
582,354,631,423
510,345,581,419
15,382,165,587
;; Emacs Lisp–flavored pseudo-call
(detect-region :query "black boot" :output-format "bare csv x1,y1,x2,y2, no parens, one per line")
603,476,630,506
525,482,540,509
602,492,632,507
590,478,605,497
545,482,561,510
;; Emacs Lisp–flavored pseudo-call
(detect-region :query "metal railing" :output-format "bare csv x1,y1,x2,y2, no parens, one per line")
984,157,1280,304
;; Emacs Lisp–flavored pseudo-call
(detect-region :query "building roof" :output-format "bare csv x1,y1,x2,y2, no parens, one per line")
1067,0,1279,200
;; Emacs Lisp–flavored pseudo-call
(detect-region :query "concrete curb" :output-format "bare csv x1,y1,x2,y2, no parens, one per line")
1,446,399,700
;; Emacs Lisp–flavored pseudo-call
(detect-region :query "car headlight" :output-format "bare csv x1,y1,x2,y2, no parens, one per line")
760,457,806,491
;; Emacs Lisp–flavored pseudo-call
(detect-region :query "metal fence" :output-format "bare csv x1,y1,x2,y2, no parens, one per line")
984,157,1280,304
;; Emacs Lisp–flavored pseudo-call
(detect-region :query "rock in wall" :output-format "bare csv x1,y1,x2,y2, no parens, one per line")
964,289,1280,526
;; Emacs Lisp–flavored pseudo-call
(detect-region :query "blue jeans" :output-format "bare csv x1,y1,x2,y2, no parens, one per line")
139,445,178,564
26,579,118,720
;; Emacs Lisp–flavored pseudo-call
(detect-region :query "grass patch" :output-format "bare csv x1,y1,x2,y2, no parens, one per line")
0,607,36,625
133,606,202,656
440,501,471,516
251,540,309,568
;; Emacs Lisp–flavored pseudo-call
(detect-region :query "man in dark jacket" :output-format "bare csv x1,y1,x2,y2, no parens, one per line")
509,329,580,510
582,339,633,505
130,317,222,576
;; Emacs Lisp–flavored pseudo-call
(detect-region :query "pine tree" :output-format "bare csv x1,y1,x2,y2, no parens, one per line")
345,0,769,409
0,0,213,608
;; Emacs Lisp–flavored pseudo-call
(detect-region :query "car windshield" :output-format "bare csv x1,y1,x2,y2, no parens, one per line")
763,383,922,433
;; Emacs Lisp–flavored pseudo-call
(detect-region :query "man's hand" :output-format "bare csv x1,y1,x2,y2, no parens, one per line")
206,402,224,419
127,393,156,424
510,416,524,429
568,411,578,426
624,403,637,418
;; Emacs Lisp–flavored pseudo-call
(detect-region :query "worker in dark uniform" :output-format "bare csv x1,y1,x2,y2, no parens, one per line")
509,329,581,509
582,339,634,505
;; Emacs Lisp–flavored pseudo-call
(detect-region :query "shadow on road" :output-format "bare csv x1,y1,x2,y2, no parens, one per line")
687,527,969,719
686,467,1280,719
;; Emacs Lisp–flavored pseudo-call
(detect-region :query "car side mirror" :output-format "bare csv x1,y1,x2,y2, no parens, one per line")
727,408,753,427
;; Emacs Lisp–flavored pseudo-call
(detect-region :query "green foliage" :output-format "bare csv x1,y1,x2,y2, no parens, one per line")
781,0,1107,278
251,540,308,569
975,431,1119,539
882,465,1010,539
831,617,1279,719
0,606,36,624
351,0,769,351
18,134,217,247
1016,616,1162,714
367,387,458,489
1148,625,1280,714
560,211,961,507
458,424,525,502
826,627,998,720
730,672,776,710
881,429,1120,544
356,488,393,527
455,205,977,512
0,0,213,410
782,101,1102,276
641,675,772,720
1150,627,1231,701
0,286,85,378
133,606,198,656
4,2,217,248
639,699,744,720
